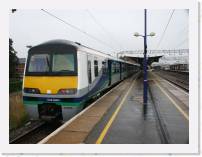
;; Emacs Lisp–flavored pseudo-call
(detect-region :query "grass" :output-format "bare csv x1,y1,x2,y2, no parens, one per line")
9,92,28,130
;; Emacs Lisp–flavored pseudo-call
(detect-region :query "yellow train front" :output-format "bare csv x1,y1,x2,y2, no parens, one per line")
23,40,140,121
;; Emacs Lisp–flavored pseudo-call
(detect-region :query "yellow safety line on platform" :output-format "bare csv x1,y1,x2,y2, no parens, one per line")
95,78,137,144
154,79,189,121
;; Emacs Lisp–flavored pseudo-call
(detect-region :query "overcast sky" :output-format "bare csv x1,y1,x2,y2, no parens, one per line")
9,9,188,58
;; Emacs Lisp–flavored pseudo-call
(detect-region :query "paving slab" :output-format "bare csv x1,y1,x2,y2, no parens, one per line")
46,131,88,144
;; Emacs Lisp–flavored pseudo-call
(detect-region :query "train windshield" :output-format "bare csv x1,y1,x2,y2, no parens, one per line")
28,54,50,72
27,52,77,75
52,54,75,72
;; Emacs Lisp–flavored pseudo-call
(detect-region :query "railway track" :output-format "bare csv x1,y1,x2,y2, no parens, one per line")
154,70,189,92
10,120,62,144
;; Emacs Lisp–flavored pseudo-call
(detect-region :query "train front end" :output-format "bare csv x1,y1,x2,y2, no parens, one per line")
23,40,81,121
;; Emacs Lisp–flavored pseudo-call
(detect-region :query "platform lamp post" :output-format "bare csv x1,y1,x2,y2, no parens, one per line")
134,9,155,106
11,9,17,13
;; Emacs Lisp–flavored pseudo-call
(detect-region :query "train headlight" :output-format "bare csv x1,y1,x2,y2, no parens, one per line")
24,88,40,94
58,88,77,95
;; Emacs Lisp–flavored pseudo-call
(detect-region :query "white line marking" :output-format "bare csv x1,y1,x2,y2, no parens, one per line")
154,80,189,121
153,73,189,96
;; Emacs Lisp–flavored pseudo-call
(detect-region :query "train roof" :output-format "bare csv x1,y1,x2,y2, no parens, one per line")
30,39,139,66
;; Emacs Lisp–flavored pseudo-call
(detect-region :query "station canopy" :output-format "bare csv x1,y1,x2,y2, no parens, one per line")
118,51,163,67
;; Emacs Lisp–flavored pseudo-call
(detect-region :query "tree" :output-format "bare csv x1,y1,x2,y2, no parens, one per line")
9,38,19,78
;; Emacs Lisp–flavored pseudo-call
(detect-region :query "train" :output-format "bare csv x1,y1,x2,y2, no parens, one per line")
152,63,188,72
169,64,188,72
22,39,140,121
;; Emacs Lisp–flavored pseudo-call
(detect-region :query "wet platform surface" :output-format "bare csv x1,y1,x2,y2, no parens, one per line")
149,72,189,144
39,74,139,144
153,72,189,108
39,72,189,144
85,75,162,144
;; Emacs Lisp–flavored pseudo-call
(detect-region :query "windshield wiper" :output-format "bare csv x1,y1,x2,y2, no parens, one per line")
46,56,50,69
59,70,73,72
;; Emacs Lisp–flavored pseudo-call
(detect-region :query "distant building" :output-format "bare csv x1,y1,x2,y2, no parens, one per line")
16,58,26,79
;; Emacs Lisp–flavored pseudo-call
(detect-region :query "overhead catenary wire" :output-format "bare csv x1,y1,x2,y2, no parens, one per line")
176,25,188,37
156,10,175,50
85,9,124,51
174,37,188,49
41,9,117,52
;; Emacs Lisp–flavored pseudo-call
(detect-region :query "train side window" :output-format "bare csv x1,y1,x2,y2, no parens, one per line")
117,62,120,72
115,62,118,73
115,62,117,73
88,61,92,84
112,62,116,73
113,63,116,73
102,61,107,74
94,60,98,77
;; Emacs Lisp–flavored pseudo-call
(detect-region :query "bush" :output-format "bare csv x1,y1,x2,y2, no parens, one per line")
9,80,22,93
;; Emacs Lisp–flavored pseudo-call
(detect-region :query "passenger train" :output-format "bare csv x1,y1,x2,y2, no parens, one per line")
152,63,189,72
23,40,140,121
169,64,188,72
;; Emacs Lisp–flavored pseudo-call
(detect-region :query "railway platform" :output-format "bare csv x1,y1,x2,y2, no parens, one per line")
39,71,189,144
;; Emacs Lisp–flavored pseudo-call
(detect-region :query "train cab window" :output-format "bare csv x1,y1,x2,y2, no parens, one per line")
28,54,50,72
27,52,77,75
94,60,98,77
52,54,75,72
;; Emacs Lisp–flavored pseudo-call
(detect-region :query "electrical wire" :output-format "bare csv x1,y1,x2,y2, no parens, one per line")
156,10,175,49
86,10,124,51
41,9,117,52
174,37,188,49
